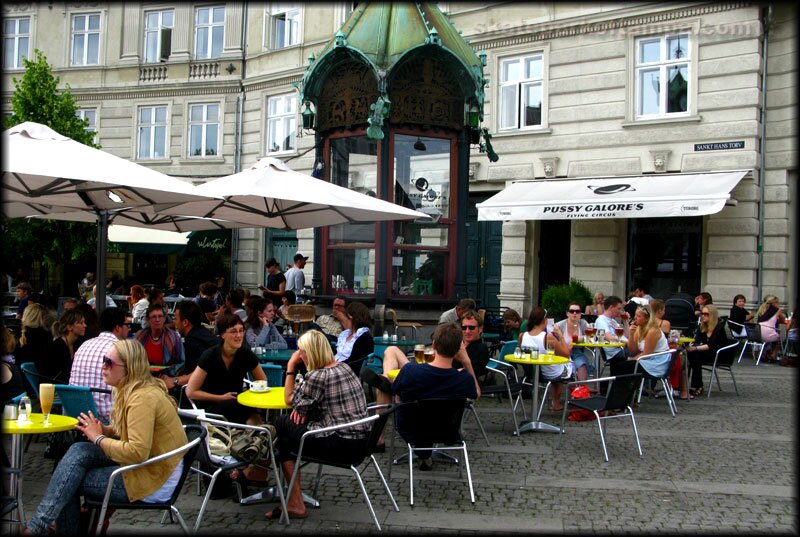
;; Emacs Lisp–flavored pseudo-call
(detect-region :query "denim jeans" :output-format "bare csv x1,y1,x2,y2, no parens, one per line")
28,441,128,535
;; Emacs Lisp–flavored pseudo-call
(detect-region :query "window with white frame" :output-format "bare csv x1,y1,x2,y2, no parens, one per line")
71,13,101,66
76,108,98,145
267,94,297,154
144,9,174,63
269,4,301,49
194,6,225,60
635,33,690,118
137,105,168,159
3,17,30,69
498,53,543,130
188,103,220,157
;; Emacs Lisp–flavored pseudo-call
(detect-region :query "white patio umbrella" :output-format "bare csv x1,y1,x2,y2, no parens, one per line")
2,121,219,310
159,157,430,229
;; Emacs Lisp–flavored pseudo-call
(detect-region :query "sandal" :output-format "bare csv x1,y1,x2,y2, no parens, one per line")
265,506,308,520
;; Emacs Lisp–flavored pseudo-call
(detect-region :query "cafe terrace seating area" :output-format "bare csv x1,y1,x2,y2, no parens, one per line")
4,315,796,534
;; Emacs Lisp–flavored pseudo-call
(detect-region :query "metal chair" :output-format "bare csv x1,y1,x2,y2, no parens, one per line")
181,410,287,532
19,362,62,408
632,349,679,417
701,340,740,398
386,308,422,341
286,304,316,332
84,424,205,535
285,404,399,530
558,373,643,462
392,398,475,506
481,355,527,437
737,323,766,364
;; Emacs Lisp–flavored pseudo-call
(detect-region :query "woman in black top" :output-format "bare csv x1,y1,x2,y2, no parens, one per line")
729,294,753,337
333,302,374,375
47,309,87,384
686,304,728,396
186,313,266,424
14,304,55,385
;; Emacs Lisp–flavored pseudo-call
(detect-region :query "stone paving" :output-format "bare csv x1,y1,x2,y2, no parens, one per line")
7,355,797,534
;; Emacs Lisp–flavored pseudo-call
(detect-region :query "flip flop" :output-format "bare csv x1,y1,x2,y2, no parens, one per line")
265,506,308,520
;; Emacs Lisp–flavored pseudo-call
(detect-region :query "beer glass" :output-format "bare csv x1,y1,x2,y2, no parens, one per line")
615,326,624,338
424,348,435,363
546,338,556,355
414,344,425,364
292,314,301,335
40,383,55,426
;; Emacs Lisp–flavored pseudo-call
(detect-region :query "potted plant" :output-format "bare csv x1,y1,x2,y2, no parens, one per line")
540,278,593,322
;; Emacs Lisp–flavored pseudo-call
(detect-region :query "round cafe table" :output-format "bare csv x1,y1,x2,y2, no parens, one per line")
504,354,569,434
5,413,79,526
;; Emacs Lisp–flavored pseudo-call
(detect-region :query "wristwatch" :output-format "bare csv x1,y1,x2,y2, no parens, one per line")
173,377,180,387
286,371,297,376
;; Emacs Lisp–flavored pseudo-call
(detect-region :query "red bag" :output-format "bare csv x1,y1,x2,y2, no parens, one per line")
567,384,597,421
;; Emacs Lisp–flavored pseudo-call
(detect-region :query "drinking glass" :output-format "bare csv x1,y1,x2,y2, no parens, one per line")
546,338,556,355
513,346,522,359
40,383,55,426
424,348,435,363
546,318,555,333
615,326,624,338
414,345,425,363
292,314,301,335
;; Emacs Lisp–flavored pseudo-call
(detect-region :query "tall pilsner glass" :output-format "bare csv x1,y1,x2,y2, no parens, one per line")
40,383,55,426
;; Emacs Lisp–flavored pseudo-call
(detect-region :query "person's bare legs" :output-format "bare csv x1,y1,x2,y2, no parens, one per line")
369,346,412,443
276,460,307,518
575,364,588,382
551,382,565,411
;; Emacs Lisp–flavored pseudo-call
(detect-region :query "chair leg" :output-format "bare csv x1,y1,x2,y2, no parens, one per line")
737,343,746,363
660,378,676,417
460,443,475,503
369,455,399,512
755,343,765,365
595,413,609,462
629,407,643,457
169,506,191,535
312,463,324,498
467,405,491,446
729,367,739,396
193,467,225,533
408,446,415,506
536,381,552,421
351,465,382,531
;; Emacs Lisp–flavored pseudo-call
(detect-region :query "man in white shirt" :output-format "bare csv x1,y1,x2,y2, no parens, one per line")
284,252,308,299
593,295,631,366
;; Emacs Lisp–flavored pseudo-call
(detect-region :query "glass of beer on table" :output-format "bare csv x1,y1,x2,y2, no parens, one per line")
40,383,55,426
615,325,625,338
414,344,425,364
424,347,435,363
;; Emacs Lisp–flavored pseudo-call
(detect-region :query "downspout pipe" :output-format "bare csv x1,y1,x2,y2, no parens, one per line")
756,5,771,303
231,3,249,288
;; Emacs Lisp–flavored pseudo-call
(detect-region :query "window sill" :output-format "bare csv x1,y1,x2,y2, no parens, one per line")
622,115,701,128
134,158,173,165
492,127,553,138
177,157,226,164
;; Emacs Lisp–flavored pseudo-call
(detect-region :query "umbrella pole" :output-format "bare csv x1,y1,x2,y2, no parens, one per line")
95,210,109,314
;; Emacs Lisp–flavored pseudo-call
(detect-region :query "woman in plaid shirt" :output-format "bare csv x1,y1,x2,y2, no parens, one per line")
267,330,370,521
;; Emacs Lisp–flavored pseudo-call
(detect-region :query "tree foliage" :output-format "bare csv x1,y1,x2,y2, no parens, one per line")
2,49,98,283
541,278,594,322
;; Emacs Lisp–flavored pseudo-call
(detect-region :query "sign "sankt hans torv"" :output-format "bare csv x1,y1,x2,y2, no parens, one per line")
694,141,745,151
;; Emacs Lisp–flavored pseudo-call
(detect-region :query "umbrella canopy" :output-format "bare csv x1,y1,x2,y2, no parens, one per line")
2,121,218,311
159,157,429,230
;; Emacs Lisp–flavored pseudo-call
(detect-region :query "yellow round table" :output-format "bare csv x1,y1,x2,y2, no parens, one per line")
386,368,400,381
678,337,694,345
237,387,291,410
504,354,569,434
5,413,79,527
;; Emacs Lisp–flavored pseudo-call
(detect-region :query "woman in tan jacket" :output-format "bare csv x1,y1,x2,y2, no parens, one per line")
25,339,187,535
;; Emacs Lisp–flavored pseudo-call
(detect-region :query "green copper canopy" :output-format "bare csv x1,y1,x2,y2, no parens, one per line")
299,2,487,139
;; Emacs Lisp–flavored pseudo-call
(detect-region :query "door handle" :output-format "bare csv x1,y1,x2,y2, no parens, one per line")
479,256,485,269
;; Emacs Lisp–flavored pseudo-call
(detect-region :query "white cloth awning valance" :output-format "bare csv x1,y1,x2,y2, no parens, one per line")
476,170,749,221
108,224,190,245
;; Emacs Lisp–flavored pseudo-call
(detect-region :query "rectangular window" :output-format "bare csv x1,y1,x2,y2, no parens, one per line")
266,94,297,154
325,136,379,295
137,105,168,159
391,134,453,297
498,54,543,130
188,103,220,157
3,17,30,69
271,4,301,49
144,9,174,63
635,33,690,118
195,6,225,60
76,108,98,145
71,13,101,66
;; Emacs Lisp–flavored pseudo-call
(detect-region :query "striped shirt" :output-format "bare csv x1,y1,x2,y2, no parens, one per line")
69,332,117,422
291,362,369,439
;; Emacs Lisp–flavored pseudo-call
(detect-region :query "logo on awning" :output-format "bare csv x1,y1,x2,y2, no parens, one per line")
588,184,636,195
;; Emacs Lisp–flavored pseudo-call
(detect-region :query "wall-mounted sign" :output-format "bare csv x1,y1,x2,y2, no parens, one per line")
186,229,232,255
694,141,744,151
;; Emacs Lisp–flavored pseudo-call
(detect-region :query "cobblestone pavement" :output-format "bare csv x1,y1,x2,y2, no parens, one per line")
7,356,797,534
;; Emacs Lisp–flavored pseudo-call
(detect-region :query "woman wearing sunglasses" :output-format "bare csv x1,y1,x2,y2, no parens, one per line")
612,306,672,382
25,339,187,535
556,302,592,381
685,304,727,397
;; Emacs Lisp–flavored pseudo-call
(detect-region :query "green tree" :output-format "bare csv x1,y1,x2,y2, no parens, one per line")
541,278,594,322
2,49,98,296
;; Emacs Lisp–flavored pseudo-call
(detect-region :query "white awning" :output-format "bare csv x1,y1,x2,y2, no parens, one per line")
108,224,190,245
477,170,749,221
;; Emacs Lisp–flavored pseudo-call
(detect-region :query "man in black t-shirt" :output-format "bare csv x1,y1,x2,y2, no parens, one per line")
259,257,286,308
458,311,490,379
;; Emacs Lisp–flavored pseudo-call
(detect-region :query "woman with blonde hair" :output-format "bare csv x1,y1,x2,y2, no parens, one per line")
15,303,55,387
25,339,187,535
613,305,672,380
685,304,728,396
585,292,605,316
267,330,370,521
756,295,786,362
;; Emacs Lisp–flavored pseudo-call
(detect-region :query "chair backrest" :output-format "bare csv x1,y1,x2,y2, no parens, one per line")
386,308,399,324
715,340,740,367
19,362,41,397
744,322,762,342
287,304,315,322
603,374,643,411
727,319,748,339
663,297,695,329
497,340,517,361
167,424,206,504
260,364,284,387
54,384,106,422
396,398,468,446
365,405,396,456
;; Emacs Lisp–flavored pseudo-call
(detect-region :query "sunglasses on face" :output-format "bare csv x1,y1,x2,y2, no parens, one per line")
567,309,582,314
701,312,710,316
102,356,126,369
461,325,478,331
